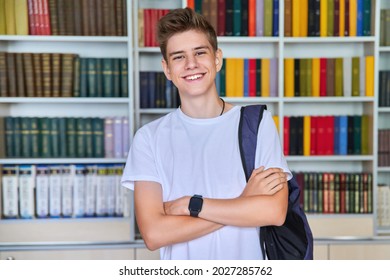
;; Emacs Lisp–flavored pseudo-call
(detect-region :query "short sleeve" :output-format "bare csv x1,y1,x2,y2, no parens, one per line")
255,110,292,180
121,127,161,190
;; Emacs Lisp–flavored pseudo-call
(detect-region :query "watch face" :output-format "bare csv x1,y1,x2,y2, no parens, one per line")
190,196,203,212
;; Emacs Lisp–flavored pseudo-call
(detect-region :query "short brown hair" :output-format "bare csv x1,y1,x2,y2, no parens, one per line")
157,8,218,61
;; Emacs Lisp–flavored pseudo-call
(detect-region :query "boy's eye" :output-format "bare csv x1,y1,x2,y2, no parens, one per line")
196,51,206,56
173,55,184,60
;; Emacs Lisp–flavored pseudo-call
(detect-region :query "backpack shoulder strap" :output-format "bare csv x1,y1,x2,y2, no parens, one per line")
238,104,267,182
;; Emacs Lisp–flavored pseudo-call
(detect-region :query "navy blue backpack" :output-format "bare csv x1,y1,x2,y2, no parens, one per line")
238,105,313,260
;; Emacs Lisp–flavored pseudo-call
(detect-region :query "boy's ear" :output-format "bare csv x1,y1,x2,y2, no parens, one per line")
215,48,223,72
161,59,172,80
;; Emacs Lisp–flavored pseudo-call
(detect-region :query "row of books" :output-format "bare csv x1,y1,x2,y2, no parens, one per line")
188,0,279,37
284,56,374,98
138,9,169,47
0,53,128,98
0,0,127,36
379,70,390,107
140,72,180,109
218,58,278,97
294,172,373,214
0,164,131,219
378,129,390,167
378,184,390,227
380,9,390,46
283,115,370,156
285,0,375,37
0,116,130,159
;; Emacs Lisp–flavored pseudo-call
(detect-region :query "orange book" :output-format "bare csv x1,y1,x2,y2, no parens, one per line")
261,58,270,97
248,0,256,36
225,58,236,97
303,115,311,156
187,0,195,9
312,58,320,97
349,0,357,36
292,0,300,37
300,0,308,37
284,58,294,97
320,0,328,37
339,0,345,37
273,115,279,133
235,58,244,97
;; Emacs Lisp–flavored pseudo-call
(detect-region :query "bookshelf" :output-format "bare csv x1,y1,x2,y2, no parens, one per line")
0,0,389,260
0,0,139,259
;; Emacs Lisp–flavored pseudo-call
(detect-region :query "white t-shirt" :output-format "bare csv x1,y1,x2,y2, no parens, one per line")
121,105,292,260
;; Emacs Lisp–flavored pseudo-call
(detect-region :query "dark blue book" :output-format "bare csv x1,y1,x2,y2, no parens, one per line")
272,0,279,36
357,0,364,36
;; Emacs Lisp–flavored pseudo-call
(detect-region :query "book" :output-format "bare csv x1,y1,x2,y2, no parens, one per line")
35,165,50,218
18,165,35,219
284,58,294,97
49,165,62,217
15,0,29,35
61,165,74,217
351,57,360,96
1,165,19,218
320,0,328,37
264,0,273,36
73,165,85,217
365,56,374,96
104,117,114,158
284,0,291,36
85,165,97,217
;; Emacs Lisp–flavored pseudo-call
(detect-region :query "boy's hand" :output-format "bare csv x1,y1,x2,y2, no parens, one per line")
241,166,287,197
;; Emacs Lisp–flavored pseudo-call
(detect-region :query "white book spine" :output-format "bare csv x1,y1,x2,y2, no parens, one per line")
61,165,74,217
18,165,36,219
95,166,107,216
115,167,124,217
1,167,19,218
85,165,97,216
49,166,62,217
73,165,86,217
106,168,116,217
36,167,50,218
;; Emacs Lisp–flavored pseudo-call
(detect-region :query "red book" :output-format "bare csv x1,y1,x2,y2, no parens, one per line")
324,115,335,155
316,116,326,155
36,0,44,35
41,0,51,35
144,9,151,47
217,0,226,36
319,58,327,96
339,173,346,213
328,173,335,213
187,0,195,9
310,115,317,155
248,59,257,97
283,116,290,156
27,0,36,35
248,0,256,37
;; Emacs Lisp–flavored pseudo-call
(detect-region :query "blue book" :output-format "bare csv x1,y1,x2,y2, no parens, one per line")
147,72,156,108
272,0,279,36
357,0,364,36
139,72,149,108
215,71,220,96
244,59,249,97
339,115,348,155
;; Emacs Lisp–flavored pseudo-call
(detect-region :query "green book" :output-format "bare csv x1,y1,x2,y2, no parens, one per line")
112,59,121,97
79,58,88,97
4,116,12,146
73,56,80,97
13,117,21,158
317,173,323,213
66,118,77,157
120,58,128,97
76,118,86,158
353,115,362,155
58,118,67,157
95,58,103,97
20,117,31,158
256,59,261,97
367,173,373,213
264,0,273,36
351,57,360,96
40,117,51,158
334,58,344,96
306,59,312,97
219,59,226,97
303,173,310,212
87,58,97,97
50,118,60,158
360,115,369,155
345,173,350,213
84,118,94,158
102,58,113,97
299,59,307,96
362,0,371,36
92,118,104,158
0,117,5,157
30,117,40,158
327,0,334,36
334,173,340,213
233,0,241,36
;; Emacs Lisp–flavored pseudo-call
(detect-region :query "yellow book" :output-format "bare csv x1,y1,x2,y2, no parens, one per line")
300,0,308,37
284,58,294,97
292,0,300,37
365,56,374,96
4,0,16,35
339,0,345,37
349,0,357,36
261,58,270,97
312,58,320,97
273,115,279,133
15,0,29,35
303,115,311,156
0,0,6,34
320,0,328,37
235,58,244,97
225,58,236,97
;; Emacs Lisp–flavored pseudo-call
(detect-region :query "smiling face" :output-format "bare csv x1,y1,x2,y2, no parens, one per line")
161,29,223,100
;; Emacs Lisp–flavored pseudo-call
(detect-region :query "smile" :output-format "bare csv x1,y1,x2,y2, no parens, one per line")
184,74,204,80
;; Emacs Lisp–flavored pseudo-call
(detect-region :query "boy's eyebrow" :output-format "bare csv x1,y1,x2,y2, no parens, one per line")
168,45,210,57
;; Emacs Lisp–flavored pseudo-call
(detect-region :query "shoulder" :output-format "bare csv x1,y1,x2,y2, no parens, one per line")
134,110,178,140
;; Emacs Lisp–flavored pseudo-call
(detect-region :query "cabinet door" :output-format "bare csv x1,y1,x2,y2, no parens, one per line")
330,244,390,259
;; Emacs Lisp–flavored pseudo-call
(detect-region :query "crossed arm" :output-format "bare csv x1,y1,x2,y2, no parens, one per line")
134,167,288,251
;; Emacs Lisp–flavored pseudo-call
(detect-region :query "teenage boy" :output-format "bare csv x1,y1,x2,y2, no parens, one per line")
121,8,292,260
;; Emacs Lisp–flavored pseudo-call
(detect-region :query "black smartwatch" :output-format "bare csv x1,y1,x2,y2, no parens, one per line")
188,194,203,217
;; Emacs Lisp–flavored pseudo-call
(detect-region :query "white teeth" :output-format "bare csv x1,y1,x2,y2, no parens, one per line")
186,74,202,80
